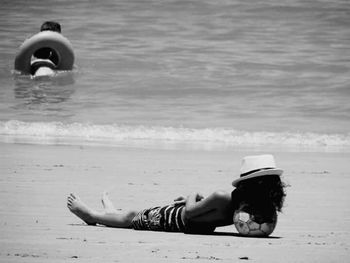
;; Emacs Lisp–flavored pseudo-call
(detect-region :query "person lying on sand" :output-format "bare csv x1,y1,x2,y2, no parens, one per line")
67,154,286,234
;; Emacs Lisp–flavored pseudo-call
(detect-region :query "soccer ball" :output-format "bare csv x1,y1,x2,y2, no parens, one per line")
233,210,277,237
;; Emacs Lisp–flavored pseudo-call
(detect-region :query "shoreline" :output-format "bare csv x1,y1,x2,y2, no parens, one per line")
0,142,349,262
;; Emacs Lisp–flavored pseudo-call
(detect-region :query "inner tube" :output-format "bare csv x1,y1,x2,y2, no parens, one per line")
14,31,74,74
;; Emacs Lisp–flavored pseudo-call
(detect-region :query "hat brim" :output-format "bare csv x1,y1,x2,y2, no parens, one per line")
232,168,283,187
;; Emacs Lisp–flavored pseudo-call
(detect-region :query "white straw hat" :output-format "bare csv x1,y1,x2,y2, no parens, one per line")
232,154,283,187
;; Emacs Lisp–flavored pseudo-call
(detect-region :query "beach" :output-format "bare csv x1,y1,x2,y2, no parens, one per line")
1,0,350,262
1,142,349,262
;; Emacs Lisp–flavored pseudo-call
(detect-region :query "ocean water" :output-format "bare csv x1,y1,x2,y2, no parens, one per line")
0,0,349,151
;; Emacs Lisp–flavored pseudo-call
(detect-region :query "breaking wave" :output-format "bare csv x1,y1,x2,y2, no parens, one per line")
1,120,349,152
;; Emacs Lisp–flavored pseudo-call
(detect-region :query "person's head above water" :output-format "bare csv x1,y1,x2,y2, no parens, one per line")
40,21,61,33
32,21,62,67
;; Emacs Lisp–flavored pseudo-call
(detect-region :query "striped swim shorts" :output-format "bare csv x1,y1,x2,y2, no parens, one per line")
131,204,186,232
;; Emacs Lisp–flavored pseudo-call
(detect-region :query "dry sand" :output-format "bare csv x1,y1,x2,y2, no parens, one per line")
0,142,349,262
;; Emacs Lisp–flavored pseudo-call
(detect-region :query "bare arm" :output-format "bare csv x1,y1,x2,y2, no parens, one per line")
173,196,186,205
185,192,212,218
184,191,232,222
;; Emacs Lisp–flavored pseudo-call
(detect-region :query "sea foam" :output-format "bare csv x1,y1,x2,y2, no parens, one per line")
0,120,349,152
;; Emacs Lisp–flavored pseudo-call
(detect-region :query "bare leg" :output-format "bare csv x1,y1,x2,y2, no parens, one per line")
101,191,117,213
67,193,138,228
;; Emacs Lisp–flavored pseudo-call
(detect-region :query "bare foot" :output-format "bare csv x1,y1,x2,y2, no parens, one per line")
101,191,117,213
67,193,97,225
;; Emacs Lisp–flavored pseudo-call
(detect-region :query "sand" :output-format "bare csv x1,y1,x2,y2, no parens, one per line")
0,142,349,262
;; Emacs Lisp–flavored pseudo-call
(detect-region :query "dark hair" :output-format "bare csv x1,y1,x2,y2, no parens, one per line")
40,21,61,33
232,175,287,223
